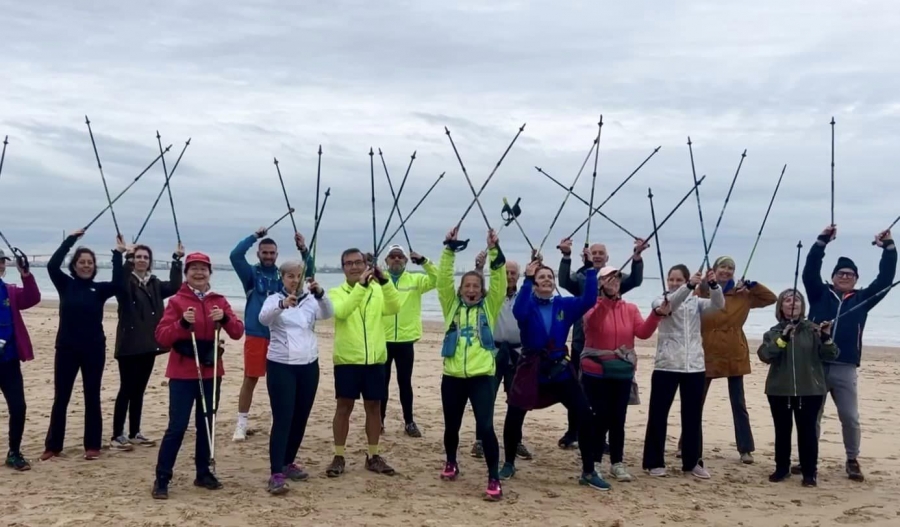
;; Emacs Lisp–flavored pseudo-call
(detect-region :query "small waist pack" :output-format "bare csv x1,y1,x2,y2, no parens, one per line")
172,339,222,367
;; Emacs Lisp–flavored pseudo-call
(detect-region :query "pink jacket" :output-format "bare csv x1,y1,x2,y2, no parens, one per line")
3,273,41,361
583,296,661,351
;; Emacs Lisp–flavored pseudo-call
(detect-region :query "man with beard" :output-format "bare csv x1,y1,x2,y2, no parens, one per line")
230,227,308,441
379,244,438,438
556,237,647,449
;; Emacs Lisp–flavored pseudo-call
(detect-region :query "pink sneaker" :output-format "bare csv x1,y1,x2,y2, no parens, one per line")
440,461,459,481
485,478,503,501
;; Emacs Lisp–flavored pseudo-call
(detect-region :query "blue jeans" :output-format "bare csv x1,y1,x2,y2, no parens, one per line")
155,378,220,482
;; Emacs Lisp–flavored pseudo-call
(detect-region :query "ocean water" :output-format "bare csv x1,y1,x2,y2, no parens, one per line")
9,267,900,347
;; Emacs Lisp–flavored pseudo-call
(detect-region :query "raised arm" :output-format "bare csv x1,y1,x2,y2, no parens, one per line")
414,253,439,294
315,293,335,320
48,233,79,292
436,232,460,318
803,227,832,303
97,245,126,301
556,237,584,296
328,283,369,320
484,246,507,323
856,232,897,307
513,275,535,321
229,233,259,291
748,281,777,309
11,270,41,310
258,293,284,327
571,268,599,318
160,244,185,298
699,282,726,313
620,259,644,295
584,297,612,326
633,304,662,340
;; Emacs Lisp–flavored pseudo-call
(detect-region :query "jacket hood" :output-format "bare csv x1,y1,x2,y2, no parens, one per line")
774,288,806,323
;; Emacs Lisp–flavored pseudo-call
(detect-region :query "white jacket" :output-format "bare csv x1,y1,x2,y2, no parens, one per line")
650,283,725,373
259,291,334,365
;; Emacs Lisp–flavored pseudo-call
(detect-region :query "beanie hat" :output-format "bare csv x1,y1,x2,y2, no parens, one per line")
832,256,858,278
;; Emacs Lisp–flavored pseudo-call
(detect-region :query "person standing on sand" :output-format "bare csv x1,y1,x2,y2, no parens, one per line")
684,255,776,465
471,256,534,461
258,260,333,494
436,228,506,501
501,257,604,490
556,236,646,450
380,243,438,438
109,242,184,451
642,266,722,480
41,229,126,462
758,289,838,488
797,225,896,481
581,266,667,484
0,250,41,471
229,227,308,442
152,252,244,499
325,248,401,478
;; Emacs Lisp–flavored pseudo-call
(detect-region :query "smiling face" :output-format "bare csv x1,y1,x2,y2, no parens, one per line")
133,247,152,273
505,261,520,289
601,273,621,296
186,262,211,291
533,267,555,297
257,241,278,268
715,261,735,284
589,243,608,269
667,267,689,292
73,249,96,280
459,272,484,305
341,250,367,284
385,250,407,274
832,268,858,293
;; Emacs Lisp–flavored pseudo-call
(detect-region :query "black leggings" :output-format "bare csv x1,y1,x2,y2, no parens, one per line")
642,371,706,471
0,359,26,453
583,376,631,465
267,359,319,475
45,348,105,452
382,342,415,425
769,395,824,478
442,375,499,479
112,354,156,439
504,376,595,474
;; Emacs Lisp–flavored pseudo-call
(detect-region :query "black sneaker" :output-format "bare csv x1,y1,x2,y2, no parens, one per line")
405,422,422,438
846,459,864,482
558,431,578,450
516,442,534,460
791,463,802,475
471,441,484,459
194,472,223,490
802,476,817,487
5,451,31,471
768,470,791,483
152,479,169,499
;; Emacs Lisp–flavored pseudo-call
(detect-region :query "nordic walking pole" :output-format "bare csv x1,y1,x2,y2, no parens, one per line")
134,138,191,243
740,164,787,282
619,175,707,271
648,188,666,296
375,149,416,254
546,145,661,242
273,157,299,236
307,188,331,277
536,122,601,254
85,116,122,236
211,321,221,470
585,116,604,249
0,136,7,184
792,241,802,296
829,279,900,324
369,148,377,260
157,132,184,245
687,137,711,270
699,149,747,269
265,208,296,231
445,128,494,231
380,172,446,251
831,117,835,226
872,215,900,245
445,123,526,238
503,197,535,253
83,145,172,231
313,145,322,261
0,230,28,273
189,323,215,472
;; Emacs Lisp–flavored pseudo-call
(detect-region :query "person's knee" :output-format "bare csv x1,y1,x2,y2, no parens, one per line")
363,400,382,415
334,399,355,419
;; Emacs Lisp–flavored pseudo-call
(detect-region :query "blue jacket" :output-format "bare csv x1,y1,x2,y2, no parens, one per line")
802,240,897,366
513,268,598,380
230,235,309,339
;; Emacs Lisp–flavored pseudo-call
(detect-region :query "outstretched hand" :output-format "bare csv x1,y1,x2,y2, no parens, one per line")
525,260,541,277
874,229,892,248
486,229,498,249
558,237,573,256
255,226,268,239
474,251,486,270
70,228,86,239
819,224,837,244
445,227,459,243
115,234,127,253
295,232,307,252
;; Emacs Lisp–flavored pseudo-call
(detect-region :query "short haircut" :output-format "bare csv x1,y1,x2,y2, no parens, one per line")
279,259,306,276
341,248,364,265
259,238,278,248
133,244,153,261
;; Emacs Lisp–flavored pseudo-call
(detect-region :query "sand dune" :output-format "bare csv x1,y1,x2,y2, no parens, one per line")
2,302,899,526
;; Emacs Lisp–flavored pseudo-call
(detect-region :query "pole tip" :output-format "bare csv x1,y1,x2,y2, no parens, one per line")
831,117,835,125
84,115,90,124
377,147,383,155
687,136,692,145
438,171,446,178
647,187,653,198
444,126,451,135
598,115,603,126
324,187,331,196
273,157,279,164
3,135,8,144
654,145,661,152
318,145,322,154
519,123,526,131
369,147,374,156
185,138,192,145
164,144,173,152
156,130,161,139
742,149,747,156
411,150,416,159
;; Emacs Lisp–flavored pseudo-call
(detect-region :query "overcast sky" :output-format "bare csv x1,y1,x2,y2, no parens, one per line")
2,1,899,283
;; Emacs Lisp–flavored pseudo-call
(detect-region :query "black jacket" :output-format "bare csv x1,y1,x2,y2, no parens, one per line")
802,239,897,366
114,256,183,358
48,236,124,352
558,256,643,356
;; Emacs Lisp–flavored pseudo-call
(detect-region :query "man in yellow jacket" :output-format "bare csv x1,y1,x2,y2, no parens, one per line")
325,248,401,478
380,244,438,438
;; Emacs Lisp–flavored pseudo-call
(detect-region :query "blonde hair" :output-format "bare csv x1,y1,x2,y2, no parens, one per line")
279,260,306,277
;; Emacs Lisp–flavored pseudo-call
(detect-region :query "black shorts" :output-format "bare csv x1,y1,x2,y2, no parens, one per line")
334,364,386,401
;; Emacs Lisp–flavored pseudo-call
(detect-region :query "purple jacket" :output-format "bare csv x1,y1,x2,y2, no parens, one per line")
3,273,41,361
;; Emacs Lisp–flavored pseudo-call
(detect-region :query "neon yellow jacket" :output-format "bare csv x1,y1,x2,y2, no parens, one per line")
437,247,506,378
328,279,401,366
383,260,439,343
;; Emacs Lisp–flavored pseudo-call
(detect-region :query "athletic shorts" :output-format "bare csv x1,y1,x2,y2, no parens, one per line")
243,336,269,377
334,364,386,401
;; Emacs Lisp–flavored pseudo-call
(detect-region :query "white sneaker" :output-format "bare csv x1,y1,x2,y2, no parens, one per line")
110,435,133,451
691,464,711,479
232,421,247,442
648,467,667,477
611,462,633,482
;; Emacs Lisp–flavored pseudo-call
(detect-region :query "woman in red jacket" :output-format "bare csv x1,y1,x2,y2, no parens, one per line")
151,252,244,500
582,266,669,484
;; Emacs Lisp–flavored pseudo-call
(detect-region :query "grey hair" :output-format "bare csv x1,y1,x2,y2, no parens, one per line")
279,260,307,276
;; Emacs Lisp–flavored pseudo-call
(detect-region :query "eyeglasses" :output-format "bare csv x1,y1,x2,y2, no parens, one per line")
834,271,856,279
343,259,367,268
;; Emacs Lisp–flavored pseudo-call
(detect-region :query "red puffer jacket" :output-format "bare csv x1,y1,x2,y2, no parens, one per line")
155,283,244,380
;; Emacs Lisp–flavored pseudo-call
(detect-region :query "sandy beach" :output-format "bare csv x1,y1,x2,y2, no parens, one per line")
3,300,900,527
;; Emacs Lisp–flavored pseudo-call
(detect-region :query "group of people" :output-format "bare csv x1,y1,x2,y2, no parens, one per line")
0,220,893,501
